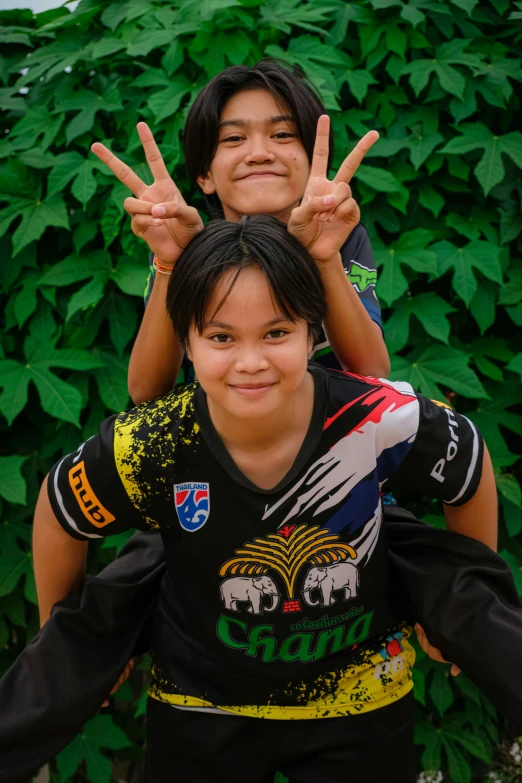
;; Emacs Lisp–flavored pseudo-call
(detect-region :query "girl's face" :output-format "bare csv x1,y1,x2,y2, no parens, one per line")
187,266,312,421
197,89,311,224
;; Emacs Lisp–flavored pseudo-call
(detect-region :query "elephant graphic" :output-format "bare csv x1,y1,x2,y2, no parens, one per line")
219,576,280,614
302,562,359,607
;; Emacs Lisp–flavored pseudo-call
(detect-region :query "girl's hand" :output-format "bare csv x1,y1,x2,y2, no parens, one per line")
415,623,461,677
288,116,379,264
91,123,203,267
101,659,134,708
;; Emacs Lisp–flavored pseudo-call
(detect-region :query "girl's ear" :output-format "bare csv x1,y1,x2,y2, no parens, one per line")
185,341,193,362
197,171,216,195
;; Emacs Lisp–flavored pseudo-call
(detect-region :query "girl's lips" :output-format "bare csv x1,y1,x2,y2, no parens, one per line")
229,383,276,397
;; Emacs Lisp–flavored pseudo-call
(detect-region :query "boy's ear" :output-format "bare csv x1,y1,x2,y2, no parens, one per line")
197,171,216,195
185,341,193,362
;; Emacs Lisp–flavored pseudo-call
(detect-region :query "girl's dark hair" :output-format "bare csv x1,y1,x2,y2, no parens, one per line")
167,216,326,347
183,58,333,214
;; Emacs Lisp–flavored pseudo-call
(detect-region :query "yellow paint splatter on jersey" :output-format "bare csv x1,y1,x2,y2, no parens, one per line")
149,624,414,719
113,385,200,526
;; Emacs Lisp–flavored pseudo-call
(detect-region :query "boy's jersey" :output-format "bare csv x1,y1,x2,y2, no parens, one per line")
144,225,382,382
48,366,483,719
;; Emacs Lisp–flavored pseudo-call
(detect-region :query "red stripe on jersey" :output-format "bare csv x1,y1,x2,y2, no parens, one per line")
324,383,416,435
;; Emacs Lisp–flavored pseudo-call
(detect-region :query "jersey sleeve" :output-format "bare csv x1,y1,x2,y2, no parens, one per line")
47,416,150,540
340,224,382,331
383,395,484,506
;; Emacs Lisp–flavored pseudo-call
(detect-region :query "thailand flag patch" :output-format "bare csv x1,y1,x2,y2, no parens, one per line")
174,482,210,532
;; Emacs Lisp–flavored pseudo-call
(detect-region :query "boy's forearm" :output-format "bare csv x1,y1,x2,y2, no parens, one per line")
319,255,390,378
33,477,88,626
128,273,184,404
443,446,498,551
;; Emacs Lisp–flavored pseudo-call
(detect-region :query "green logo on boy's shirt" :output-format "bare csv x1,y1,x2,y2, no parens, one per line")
346,260,377,293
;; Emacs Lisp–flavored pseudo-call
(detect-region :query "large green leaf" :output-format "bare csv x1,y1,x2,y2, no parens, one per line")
440,123,522,195
385,292,455,352
390,345,488,399
374,229,438,305
57,715,131,783
0,343,99,425
432,240,503,306
467,382,522,468
401,39,484,100
55,89,123,144
92,349,130,412
5,194,70,257
0,456,28,504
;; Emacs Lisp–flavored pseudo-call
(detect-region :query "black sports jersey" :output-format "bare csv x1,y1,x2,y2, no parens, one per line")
48,366,483,718
144,225,382,383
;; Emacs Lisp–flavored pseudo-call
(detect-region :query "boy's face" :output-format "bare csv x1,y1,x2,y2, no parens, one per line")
187,266,312,421
197,89,310,224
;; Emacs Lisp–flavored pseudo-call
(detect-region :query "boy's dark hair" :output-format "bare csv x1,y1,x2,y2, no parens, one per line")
167,215,326,347
183,58,333,214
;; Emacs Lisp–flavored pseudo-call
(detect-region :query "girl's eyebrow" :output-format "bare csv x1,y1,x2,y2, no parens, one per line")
219,115,295,129
204,316,293,329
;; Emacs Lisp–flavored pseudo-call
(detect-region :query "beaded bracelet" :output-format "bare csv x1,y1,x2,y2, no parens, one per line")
153,256,174,275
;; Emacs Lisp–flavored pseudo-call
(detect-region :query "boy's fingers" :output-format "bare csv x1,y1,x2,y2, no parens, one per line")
124,197,155,215
151,201,185,218
451,664,461,677
333,130,380,185
327,196,359,223
91,142,147,197
131,215,164,233
309,115,331,179
136,122,175,185
291,193,339,225
152,202,204,230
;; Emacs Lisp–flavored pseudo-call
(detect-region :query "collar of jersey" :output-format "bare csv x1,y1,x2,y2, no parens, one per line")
193,363,329,495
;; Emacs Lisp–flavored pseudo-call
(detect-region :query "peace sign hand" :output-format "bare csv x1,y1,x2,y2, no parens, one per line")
91,123,203,267
288,116,379,265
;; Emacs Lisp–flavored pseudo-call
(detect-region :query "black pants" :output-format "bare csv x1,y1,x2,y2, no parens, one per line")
145,691,415,783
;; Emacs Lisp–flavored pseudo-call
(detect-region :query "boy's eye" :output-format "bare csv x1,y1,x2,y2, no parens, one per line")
273,132,295,139
222,135,243,143
210,333,233,343
266,329,288,340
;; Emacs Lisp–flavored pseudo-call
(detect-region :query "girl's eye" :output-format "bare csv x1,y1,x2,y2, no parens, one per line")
210,333,233,344
266,329,288,339
273,132,295,139
222,135,243,143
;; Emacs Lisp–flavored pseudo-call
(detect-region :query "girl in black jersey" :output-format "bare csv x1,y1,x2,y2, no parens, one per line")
34,217,498,782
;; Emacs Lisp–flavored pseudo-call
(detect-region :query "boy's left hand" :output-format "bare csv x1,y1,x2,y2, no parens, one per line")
288,116,379,264
415,624,461,677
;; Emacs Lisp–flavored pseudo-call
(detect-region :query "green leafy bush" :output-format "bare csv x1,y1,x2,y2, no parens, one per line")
1,1,521,781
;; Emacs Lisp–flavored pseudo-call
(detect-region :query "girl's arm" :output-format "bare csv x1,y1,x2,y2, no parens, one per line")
33,476,88,627
128,272,183,404
443,445,497,551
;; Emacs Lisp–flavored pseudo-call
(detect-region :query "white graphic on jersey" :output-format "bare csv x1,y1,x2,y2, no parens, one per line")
262,385,419,529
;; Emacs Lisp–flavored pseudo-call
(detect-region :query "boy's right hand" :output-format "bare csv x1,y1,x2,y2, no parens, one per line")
101,658,134,708
91,123,203,267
